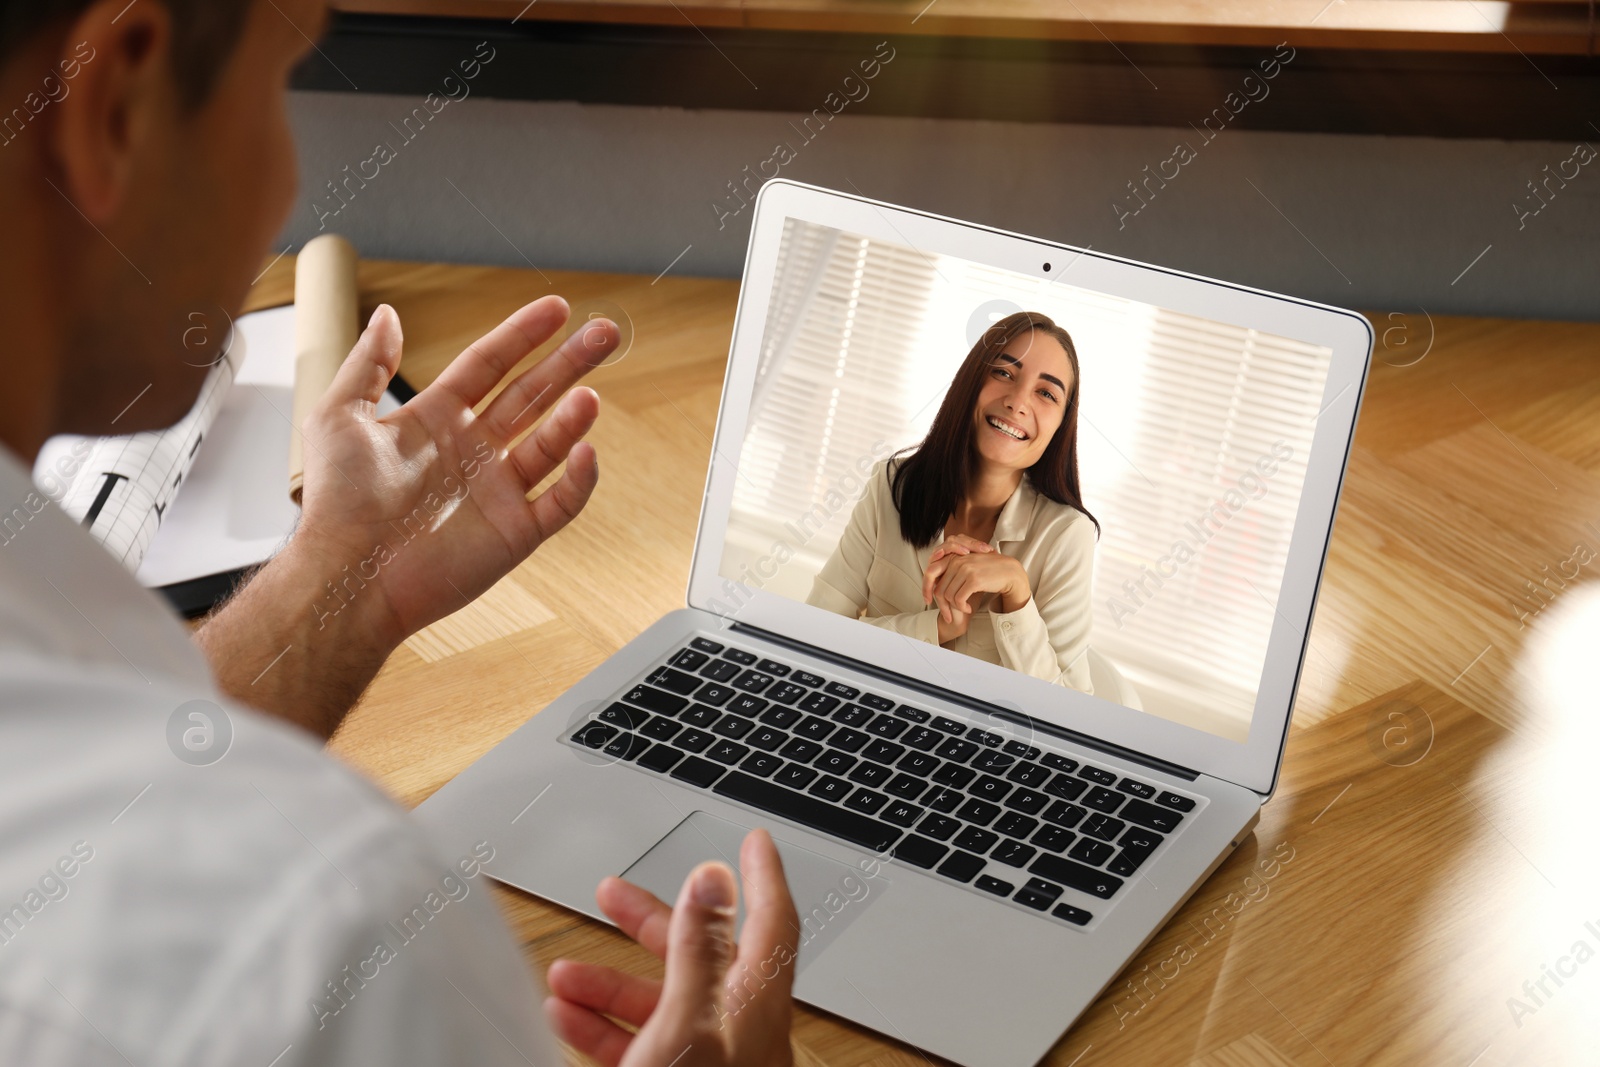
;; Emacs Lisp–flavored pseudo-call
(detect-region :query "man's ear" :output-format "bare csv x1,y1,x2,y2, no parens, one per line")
49,0,175,223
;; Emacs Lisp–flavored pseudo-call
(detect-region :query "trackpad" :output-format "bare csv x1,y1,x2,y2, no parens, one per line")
622,811,891,972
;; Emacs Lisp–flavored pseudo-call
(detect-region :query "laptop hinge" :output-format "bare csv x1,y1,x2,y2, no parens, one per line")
729,622,1200,782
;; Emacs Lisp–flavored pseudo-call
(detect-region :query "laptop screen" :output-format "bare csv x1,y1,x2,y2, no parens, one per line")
716,217,1334,743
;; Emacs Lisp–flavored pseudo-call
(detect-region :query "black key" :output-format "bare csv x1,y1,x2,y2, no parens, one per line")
1006,761,1050,788
790,670,825,688
937,850,986,883
1014,887,1054,911
902,726,941,751
1043,800,1086,828
1024,877,1064,902
671,755,725,788
778,737,823,762
734,670,776,694
1108,851,1146,877
824,681,860,700
918,814,960,841
600,703,651,730
921,786,964,813
971,775,1012,802
931,764,976,789
832,703,873,727
775,763,818,790
1044,774,1087,801
798,691,841,715
697,683,736,706
936,738,980,763
815,751,856,776
930,715,967,734
889,771,928,796
713,772,900,851
995,812,1038,838
622,685,688,716
1003,741,1042,760
892,835,949,869
1083,814,1127,842
863,693,897,712
795,715,835,742
830,728,869,753
641,716,682,741
896,752,940,777
728,694,768,716
740,751,784,777
689,637,723,654
758,705,801,729
954,826,999,853
1083,787,1124,814
1041,752,1079,773
669,648,710,671
867,714,908,739
847,761,892,787
1117,778,1157,799
1121,798,1184,833
680,704,720,728
1053,903,1093,926
698,660,741,683
571,721,618,748
807,775,852,802
1030,853,1124,899
862,739,905,764
976,875,1015,896
956,798,1001,826
968,729,1003,747
881,800,924,827
722,648,758,665
844,788,889,815
672,728,714,753
756,659,791,676
1004,788,1049,815
1119,827,1164,856
892,703,929,722
1033,825,1075,853
992,839,1036,867
707,740,749,765
638,743,684,773
645,666,701,696
746,726,785,751
973,750,1014,773
767,682,808,705
1156,790,1196,812
1079,764,1117,786
712,714,755,740
1069,838,1114,865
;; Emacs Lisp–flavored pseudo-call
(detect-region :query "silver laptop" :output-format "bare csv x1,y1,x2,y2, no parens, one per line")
416,180,1372,1066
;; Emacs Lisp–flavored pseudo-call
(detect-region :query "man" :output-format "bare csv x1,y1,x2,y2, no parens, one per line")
0,2,799,1065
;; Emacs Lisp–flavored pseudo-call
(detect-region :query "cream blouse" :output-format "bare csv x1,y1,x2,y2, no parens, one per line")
806,457,1096,694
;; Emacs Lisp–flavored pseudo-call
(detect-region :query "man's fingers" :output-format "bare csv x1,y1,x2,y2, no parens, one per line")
656,861,738,1029
323,304,403,411
507,385,600,490
481,316,619,441
546,959,662,1028
524,440,600,551
543,997,635,1067
429,295,571,410
596,876,673,959
731,830,800,1022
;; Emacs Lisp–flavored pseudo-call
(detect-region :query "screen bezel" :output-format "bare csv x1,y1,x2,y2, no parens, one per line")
685,179,1372,796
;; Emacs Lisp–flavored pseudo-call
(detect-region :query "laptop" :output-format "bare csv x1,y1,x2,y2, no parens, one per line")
416,179,1373,1066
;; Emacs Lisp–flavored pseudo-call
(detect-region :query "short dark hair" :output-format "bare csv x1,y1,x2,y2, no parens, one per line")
1,0,255,107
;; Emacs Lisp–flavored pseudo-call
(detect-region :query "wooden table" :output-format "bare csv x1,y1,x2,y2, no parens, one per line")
245,259,1600,1065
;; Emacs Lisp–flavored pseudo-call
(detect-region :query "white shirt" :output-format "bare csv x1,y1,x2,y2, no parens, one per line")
807,457,1096,694
0,446,561,1066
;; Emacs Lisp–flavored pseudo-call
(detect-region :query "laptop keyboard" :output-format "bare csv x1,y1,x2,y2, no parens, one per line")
566,636,1200,928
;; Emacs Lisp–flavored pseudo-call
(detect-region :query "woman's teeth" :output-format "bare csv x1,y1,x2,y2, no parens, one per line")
987,416,1027,441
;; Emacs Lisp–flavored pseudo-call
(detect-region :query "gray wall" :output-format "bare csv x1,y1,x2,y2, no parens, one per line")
281,89,1600,322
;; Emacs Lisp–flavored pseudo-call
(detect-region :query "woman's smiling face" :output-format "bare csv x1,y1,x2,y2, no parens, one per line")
971,328,1075,472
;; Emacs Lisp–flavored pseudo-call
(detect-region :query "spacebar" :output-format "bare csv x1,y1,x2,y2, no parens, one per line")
713,772,901,852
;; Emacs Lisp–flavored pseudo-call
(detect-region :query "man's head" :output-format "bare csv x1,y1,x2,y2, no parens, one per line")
0,0,327,458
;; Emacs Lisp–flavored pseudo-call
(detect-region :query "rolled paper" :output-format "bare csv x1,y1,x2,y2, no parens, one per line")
288,233,360,504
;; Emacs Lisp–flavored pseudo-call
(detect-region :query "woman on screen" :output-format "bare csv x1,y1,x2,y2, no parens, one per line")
806,311,1099,693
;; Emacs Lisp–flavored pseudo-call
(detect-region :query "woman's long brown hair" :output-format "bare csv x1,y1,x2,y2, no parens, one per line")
889,310,1099,548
